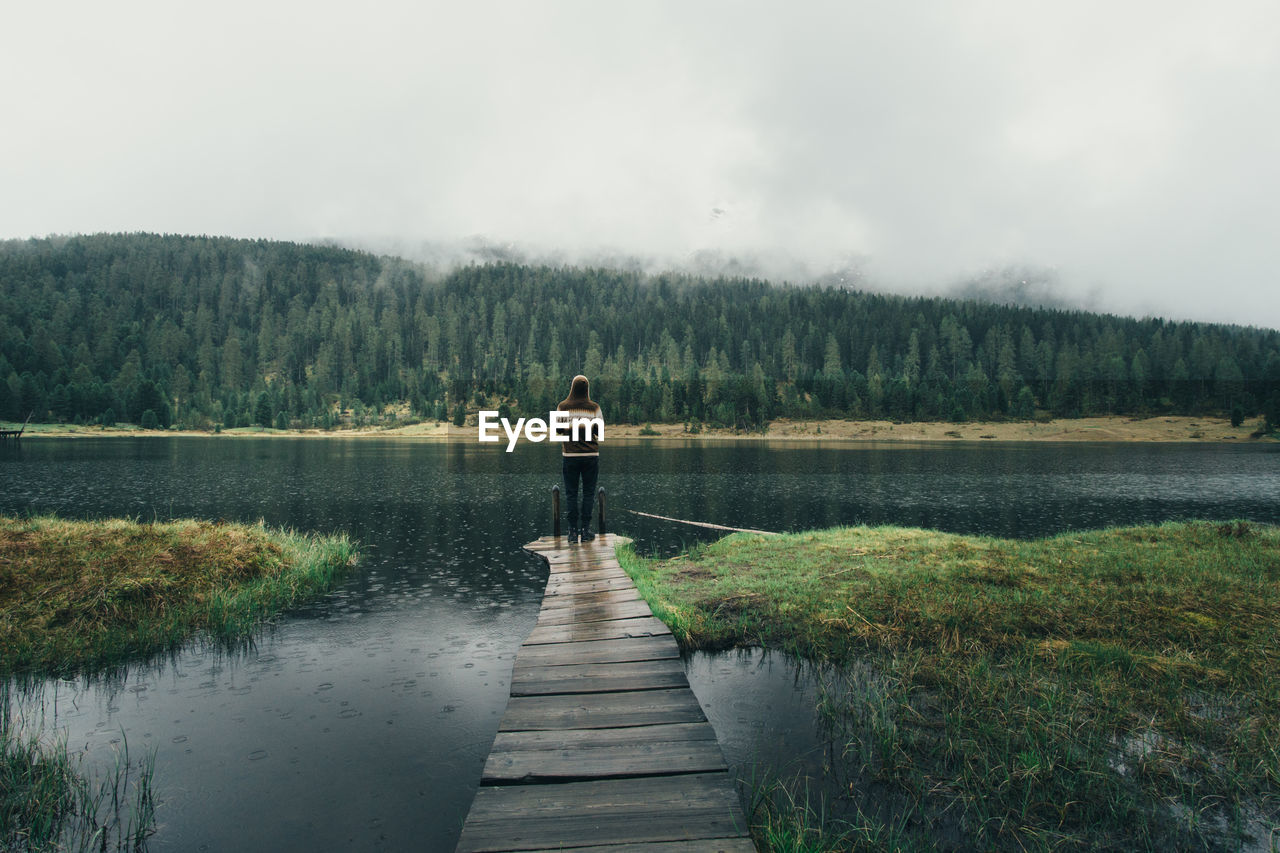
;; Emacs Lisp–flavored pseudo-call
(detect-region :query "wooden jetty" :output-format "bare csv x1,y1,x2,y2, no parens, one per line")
0,413,30,441
456,531,755,852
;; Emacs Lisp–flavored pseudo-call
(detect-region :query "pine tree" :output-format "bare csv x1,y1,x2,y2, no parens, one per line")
254,392,273,428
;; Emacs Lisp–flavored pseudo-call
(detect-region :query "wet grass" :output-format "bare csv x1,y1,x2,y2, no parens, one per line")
2,687,157,851
619,521,1280,851
0,515,358,677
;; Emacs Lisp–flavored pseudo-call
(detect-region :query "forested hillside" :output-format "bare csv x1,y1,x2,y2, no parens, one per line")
2,233,1278,431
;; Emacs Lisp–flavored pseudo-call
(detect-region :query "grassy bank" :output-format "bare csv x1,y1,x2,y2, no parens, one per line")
0,516,358,677
619,522,1280,851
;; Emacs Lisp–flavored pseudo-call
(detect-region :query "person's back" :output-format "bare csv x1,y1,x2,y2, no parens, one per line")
558,375,602,542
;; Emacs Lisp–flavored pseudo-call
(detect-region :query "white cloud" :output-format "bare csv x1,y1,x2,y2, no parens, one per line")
1,0,1278,327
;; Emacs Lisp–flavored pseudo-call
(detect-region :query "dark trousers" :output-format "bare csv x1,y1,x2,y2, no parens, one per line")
562,455,599,531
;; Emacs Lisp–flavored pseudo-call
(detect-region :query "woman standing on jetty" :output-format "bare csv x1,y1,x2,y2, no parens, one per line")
558,374,602,543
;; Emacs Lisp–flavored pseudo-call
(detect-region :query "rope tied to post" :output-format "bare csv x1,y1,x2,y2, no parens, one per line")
625,510,779,536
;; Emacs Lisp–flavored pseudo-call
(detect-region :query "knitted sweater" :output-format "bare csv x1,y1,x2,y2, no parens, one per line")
557,376,602,456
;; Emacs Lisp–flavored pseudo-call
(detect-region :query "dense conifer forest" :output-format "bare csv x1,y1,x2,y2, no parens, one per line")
1,233,1278,431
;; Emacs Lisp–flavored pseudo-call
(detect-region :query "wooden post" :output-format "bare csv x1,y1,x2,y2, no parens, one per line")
551,485,561,538
596,487,607,536
2,412,31,441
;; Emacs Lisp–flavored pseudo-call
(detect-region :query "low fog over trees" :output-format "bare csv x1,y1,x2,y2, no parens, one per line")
2,234,1278,431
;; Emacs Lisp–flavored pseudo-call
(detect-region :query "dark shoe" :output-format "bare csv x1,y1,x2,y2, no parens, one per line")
567,526,580,545
580,529,596,544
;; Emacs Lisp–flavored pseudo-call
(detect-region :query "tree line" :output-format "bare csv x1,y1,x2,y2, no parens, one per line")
2,233,1278,432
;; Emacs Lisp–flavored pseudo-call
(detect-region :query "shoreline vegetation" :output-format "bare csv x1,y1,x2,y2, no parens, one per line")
1,516,357,850
3,413,1275,444
0,516,358,677
618,522,1280,851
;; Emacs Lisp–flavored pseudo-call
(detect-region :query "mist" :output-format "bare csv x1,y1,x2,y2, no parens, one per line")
2,1,1278,328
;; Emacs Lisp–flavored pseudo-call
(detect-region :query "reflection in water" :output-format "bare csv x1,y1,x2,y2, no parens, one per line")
1,437,1277,851
687,649,968,846
685,649,833,783
16,614,519,852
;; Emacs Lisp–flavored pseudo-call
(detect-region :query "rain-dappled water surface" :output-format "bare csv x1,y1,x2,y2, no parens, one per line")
2,436,1278,851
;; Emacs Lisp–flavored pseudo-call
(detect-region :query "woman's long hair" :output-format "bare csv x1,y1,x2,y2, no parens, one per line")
561,374,595,408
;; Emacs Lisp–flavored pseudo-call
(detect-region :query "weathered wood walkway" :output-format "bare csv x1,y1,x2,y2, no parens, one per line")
456,533,755,853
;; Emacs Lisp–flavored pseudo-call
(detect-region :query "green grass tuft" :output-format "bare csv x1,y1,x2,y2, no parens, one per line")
0,515,359,677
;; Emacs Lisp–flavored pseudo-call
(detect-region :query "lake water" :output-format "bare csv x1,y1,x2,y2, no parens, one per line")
2,436,1278,851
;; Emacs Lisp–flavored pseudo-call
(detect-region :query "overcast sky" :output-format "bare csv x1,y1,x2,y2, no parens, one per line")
3,2,1278,328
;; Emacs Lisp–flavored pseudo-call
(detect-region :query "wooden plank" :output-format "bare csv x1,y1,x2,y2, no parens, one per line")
544,564,624,574
540,594,655,622
503,841,758,853
547,570,627,584
512,635,680,667
547,560,625,575
512,658,688,696
456,773,749,852
523,539,568,551
489,722,717,753
547,553,622,567
463,769,744,814
535,599,655,627
545,567,628,584
511,670,686,698
543,593,644,610
542,585,640,602
499,688,706,731
513,657,684,683
547,570,627,585
527,533,626,545
544,545,620,557
524,539,627,556
545,572,631,587
546,548,620,560
483,737,727,783
524,615,671,646
542,560,622,573
544,549,622,561
539,589,643,610
538,534,617,544
544,577,640,596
